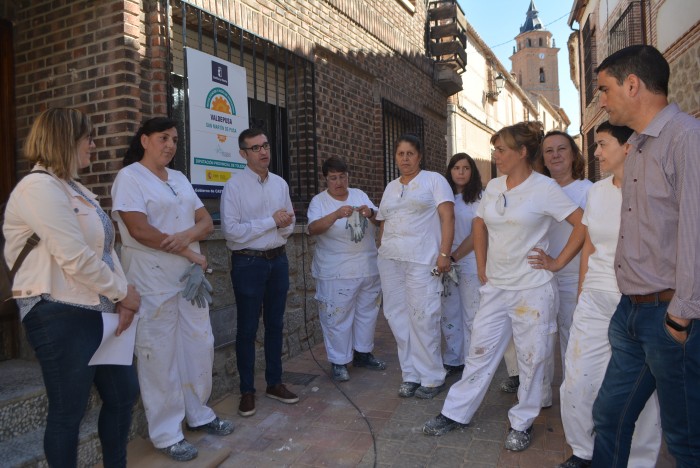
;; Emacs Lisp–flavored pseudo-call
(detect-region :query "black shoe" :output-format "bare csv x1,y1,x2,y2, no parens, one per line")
331,363,350,381
398,381,421,397
423,413,468,436
444,364,465,377
500,375,520,393
353,351,386,370
186,416,234,436
504,425,533,451
414,384,445,399
556,455,592,468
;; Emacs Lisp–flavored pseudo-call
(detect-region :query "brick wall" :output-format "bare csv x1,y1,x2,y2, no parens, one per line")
11,0,144,208
5,0,450,405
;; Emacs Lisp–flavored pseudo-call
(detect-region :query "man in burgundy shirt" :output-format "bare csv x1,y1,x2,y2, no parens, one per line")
591,45,700,468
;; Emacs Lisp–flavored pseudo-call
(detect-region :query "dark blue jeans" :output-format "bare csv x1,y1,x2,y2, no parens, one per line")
22,301,139,468
230,252,289,394
592,295,700,468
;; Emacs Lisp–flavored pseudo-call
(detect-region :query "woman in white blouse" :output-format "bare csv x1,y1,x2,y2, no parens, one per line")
556,121,661,468
441,153,482,377
307,156,385,382
376,134,455,400
423,121,584,453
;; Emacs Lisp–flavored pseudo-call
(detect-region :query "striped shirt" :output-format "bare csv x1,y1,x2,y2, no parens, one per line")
615,103,700,319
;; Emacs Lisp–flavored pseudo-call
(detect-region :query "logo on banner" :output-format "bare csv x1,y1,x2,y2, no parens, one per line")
211,61,228,86
205,87,236,116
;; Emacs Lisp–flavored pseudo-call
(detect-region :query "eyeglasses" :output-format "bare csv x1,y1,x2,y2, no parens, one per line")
496,192,507,215
241,142,270,153
164,181,178,197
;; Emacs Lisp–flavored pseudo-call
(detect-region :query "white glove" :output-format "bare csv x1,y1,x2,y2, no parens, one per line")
345,209,368,243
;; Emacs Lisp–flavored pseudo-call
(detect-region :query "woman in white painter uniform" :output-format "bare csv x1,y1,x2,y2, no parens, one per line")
307,156,385,382
441,153,483,377
423,121,584,453
377,133,455,400
556,121,661,468
111,117,233,462
500,132,592,403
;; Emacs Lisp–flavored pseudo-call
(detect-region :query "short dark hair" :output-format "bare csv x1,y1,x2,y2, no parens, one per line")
541,130,586,180
596,120,634,146
394,133,422,155
445,152,483,204
124,117,178,166
238,128,268,148
322,156,348,176
595,45,669,96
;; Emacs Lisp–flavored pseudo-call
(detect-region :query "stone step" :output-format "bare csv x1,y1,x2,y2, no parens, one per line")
0,360,101,443
0,405,103,468
0,360,46,443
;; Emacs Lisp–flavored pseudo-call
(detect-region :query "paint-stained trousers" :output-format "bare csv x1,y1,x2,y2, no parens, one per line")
441,268,480,366
315,275,382,365
442,279,558,431
135,293,216,449
562,289,661,465
378,258,446,387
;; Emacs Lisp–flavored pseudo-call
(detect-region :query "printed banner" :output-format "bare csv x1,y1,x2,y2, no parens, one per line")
186,47,249,197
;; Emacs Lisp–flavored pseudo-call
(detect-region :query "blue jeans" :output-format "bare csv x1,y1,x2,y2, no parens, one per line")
22,300,139,468
592,295,700,468
230,252,289,394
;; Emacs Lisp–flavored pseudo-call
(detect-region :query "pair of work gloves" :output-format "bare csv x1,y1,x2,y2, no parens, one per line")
431,265,460,285
345,209,368,243
180,263,213,308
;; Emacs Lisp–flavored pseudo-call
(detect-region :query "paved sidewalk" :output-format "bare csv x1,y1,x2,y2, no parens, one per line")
120,315,674,467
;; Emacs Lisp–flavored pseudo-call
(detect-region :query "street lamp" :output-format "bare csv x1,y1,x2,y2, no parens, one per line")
486,72,507,100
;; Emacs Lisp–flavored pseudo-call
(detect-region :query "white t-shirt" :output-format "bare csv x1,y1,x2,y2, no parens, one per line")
376,170,454,265
111,162,204,296
476,171,578,290
547,179,592,279
307,188,379,280
452,193,481,275
581,176,621,293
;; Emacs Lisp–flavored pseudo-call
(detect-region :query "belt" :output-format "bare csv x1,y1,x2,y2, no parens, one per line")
232,246,285,260
628,289,675,305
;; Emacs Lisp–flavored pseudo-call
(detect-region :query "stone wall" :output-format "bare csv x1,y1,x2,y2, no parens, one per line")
202,227,323,401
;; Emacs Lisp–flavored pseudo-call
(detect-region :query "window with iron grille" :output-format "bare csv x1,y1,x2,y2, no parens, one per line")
586,128,599,182
166,0,317,219
609,2,643,55
582,17,597,106
381,99,425,186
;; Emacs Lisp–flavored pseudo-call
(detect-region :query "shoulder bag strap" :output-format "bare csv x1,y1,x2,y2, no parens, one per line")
7,170,54,280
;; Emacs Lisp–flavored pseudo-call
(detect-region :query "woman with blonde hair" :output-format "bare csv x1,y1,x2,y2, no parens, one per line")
500,130,592,402
423,121,584,453
3,108,141,467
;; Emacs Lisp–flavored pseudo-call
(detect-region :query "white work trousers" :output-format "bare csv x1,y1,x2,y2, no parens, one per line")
554,274,578,376
502,275,577,407
442,280,558,430
135,292,216,448
378,258,445,387
441,268,480,366
560,289,661,464
315,275,382,365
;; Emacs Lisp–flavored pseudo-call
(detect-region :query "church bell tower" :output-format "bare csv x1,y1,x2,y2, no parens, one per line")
510,0,560,106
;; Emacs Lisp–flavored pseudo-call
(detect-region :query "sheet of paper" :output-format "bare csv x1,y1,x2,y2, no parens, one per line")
88,313,139,366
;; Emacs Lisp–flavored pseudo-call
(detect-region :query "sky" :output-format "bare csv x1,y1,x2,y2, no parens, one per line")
456,0,582,134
